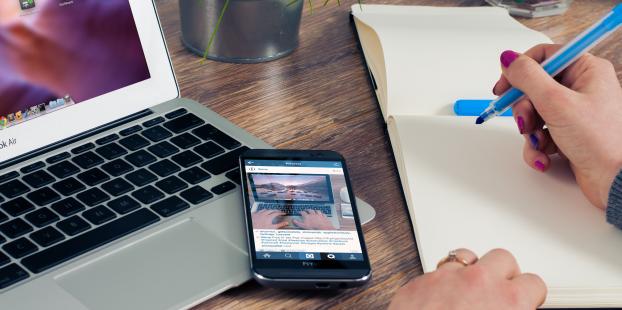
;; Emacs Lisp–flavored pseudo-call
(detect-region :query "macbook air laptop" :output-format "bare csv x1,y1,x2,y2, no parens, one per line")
0,0,270,309
248,173,341,229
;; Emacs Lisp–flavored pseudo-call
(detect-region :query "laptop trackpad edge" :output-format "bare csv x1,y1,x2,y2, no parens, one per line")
56,219,247,310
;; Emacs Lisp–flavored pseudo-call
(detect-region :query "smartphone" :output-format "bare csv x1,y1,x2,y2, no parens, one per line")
239,149,372,289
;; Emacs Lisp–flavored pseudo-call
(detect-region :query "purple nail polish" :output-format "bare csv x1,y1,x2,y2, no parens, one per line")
535,160,546,171
529,133,539,150
517,116,525,134
500,50,519,68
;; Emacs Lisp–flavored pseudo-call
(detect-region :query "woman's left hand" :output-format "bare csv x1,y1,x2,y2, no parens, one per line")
389,248,547,310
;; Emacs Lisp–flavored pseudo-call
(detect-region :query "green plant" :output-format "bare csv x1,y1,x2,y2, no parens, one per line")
200,0,363,63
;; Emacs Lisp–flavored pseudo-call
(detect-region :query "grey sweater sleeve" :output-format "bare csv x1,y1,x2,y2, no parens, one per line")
606,170,622,229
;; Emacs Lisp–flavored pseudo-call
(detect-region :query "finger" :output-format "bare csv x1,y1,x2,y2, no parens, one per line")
512,273,548,308
477,249,520,279
523,140,550,172
526,129,551,153
493,75,510,96
500,50,575,122
437,248,478,271
512,98,537,134
274,221,289,229
541,129,559,155
494,44,562,95
292,219,308,229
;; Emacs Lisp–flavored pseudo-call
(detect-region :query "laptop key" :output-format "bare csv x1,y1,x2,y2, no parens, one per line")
165,108,187,119
142,126,173,142
211,181,237,195
0,171,19,184
148,141,179,158
76,188,110,207
72,151,104,169
27,187,61,206
193,141,225,159
82,206,116,225
1,197,35,217
142,116,164,128
180,186,213,205
95,143,128,160
119,134,150,151
56,216,91,236
46,152,70,164
0,251,9,266
101,178,134,197
107,196,140,215
148,159,180,177
70,142,95,155
163,113,205,134
20,161,45,174
171,150,202,168
25,207,60,228
3,238,37,259
101,159,134,177
0,218,33,239
0,179,30,199
225,169,241,185
77,168,110,186
125,168,157,187
170,133,200,149
51,198,85,217
192,124,241,149
22,208,160,274
151,196,190,218
131,185,164,204
119,125,142,136
155,176,188,194
0,264,29,289
52,177,86,196
201,146,249,175
22,170,55,188
178,167,211,185
95,134,119,145
125,150,157,168
30,226,65,247
48,160,80,179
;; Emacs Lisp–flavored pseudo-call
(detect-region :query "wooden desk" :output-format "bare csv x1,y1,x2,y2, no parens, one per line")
153,1,622,308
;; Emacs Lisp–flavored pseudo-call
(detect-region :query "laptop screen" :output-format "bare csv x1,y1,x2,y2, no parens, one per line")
0,0,150,130
249,174,334,204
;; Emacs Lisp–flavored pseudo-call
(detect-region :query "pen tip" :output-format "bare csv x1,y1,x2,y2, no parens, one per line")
475,117,484,125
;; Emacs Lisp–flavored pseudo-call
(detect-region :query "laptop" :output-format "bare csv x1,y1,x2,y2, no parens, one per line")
0,1,271,309
248,173,341,229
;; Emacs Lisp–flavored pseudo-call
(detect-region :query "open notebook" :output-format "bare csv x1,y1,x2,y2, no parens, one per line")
352,4,622,308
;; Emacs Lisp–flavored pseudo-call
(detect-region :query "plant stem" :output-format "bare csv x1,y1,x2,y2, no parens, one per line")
201,0,230,63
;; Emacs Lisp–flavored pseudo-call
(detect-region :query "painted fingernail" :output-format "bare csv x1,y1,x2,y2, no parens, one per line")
529,133,539,150
534,160,546,171
500,50,519,68
516,116,525,134
492,81,500,95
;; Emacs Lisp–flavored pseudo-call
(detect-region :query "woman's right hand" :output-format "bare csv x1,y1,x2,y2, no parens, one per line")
493,44,622,209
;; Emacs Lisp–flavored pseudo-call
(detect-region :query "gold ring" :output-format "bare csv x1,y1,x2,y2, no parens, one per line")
437,250,472,269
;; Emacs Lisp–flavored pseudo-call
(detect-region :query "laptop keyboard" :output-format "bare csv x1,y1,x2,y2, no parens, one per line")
0,109,247,290
256,203,332,216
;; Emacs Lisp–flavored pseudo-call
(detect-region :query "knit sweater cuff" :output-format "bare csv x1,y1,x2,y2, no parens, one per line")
606,170,622,229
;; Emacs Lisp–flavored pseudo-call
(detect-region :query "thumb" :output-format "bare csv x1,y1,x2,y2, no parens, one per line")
500,50,573,121
293,219,308,229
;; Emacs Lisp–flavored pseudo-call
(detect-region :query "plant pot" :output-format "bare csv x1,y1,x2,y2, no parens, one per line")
179,0,304,63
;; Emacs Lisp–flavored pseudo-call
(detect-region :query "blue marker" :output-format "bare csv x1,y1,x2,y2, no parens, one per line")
454,99,512,117
477,4,622,125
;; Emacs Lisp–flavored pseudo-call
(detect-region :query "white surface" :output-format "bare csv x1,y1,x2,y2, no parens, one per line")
389,116,622,308
352,5,551,120
0,0,178,162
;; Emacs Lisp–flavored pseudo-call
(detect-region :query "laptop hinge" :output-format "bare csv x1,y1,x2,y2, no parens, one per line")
0,109,153,170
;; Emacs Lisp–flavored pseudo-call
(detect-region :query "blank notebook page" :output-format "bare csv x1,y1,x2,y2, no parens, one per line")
390,115,622,307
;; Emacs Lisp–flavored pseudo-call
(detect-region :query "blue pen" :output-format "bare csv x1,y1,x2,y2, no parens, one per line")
476,4,622,125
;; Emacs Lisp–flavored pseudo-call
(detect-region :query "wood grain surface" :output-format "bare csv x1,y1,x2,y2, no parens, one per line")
153,1,622,309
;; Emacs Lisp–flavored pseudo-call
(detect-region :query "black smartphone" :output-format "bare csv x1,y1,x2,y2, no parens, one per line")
239,149,372,289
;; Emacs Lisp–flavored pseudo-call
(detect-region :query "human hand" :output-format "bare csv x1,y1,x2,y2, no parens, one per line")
493,44,622,209
251,210,288,229
293,210,335,230
389,249,546,310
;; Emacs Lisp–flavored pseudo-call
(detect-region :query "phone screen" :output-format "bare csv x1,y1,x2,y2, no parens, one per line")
243,159,364,263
